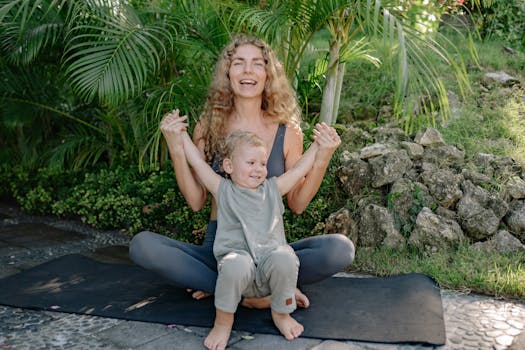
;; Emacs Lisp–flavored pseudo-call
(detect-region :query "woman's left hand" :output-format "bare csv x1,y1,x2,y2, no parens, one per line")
313,122,341,164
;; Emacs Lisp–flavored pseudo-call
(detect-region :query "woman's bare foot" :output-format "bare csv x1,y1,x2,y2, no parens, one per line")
204,309,233,350
271,310,304,341
295,288,310,308
241,295,271,309
186,289,212,300
242,288,310,309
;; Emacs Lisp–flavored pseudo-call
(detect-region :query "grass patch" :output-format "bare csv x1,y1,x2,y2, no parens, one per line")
439,86,525,166
435,33,525,166
349,244,525,300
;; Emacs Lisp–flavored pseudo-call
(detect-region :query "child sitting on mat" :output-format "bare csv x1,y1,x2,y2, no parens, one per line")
176,121,319,350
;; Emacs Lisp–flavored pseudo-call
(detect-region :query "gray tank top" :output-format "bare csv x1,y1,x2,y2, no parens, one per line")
214,177,286,264
211,124,286,178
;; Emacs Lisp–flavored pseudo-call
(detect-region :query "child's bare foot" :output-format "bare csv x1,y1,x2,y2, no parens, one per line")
204,309,233,350
242,288,309,309
186,289,212,300
271,310,304,340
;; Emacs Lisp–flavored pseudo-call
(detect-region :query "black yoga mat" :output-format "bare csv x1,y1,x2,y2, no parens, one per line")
0,254,445,345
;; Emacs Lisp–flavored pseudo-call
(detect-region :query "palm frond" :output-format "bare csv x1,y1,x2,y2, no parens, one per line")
140,64,211,170
0,0,66,64
46,126,109,171
64,1,173,106
362,0,473,131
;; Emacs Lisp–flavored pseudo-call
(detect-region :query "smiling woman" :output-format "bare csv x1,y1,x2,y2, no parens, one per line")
129,34,355,350
228,45,267,100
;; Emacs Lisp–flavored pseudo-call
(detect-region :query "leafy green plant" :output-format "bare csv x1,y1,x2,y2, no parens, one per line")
469,0,525,50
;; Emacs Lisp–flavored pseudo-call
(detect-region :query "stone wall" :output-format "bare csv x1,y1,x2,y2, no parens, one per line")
327,126,525,253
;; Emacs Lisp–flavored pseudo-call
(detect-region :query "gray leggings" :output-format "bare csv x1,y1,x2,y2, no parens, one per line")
129,221,355,293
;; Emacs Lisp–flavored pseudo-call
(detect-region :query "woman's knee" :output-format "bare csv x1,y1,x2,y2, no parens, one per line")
325,234,355,267
129,231,157,264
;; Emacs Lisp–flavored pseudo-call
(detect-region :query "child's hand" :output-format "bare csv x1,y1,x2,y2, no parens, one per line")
160,109,188,149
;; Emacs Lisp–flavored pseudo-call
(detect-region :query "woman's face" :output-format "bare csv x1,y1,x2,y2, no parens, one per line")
228,44,267,99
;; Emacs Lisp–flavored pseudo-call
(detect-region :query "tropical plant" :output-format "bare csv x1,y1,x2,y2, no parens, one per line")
0,0,224,171
468,0,525,50
234,0,475,131
1,0,479,172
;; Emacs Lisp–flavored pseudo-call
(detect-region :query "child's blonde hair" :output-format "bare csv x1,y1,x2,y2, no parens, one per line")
222,130,266,160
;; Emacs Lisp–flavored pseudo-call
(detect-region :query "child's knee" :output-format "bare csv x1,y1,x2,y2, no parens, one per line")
218,251,254,281
268,247,299,274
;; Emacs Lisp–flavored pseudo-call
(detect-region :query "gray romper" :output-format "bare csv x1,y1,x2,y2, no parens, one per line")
214,177,299,314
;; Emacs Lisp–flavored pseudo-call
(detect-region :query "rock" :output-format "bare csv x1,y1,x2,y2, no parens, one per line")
331,125,525,251
359,143,390,159
461,169,491,186
369,150,413,188
420,169,463,208
340,126,374,152
483,71,520,86
358,204,404,249
372,127,408,143
435,206,457,220
389,179,435,234
400,141,424,159
504,200,525,243
337,151,371,196
456,181,508,241
471,230,525,253
414,127,446,147
409,207,466,251
423,145,465,166
324,208,358,245
506,176,525,199
503,46,518,55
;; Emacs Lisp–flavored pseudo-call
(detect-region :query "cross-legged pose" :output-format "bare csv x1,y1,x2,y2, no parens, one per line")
129,34,355,333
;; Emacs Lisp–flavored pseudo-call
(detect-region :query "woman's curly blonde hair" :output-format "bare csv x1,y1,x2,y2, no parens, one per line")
199,34,301,163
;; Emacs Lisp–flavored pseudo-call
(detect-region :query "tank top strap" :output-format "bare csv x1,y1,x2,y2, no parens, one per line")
266,124,286,178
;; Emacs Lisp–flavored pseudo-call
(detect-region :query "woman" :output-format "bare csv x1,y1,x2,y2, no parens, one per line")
129,34,355,309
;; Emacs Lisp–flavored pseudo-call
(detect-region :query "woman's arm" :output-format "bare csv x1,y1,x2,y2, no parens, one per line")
161,111,208,211
276,141,318,196
284,123,341,214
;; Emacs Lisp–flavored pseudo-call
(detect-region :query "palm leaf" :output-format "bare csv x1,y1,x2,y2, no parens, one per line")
64,2,173,106
0,0,66,64
46,125,110,171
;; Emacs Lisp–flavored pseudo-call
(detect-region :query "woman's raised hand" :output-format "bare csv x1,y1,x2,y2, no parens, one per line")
312,122,341,164
160,109,188,150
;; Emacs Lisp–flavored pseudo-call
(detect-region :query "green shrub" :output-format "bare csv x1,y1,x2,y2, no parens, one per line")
470,0,525,50
1,153,343,243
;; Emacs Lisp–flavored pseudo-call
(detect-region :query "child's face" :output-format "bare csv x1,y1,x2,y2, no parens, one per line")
224,144,268,190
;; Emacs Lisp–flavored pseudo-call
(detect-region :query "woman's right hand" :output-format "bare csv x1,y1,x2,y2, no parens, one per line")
161,110,208,211
160,109,188,151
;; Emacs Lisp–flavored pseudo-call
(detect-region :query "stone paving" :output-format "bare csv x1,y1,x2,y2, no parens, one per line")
0,203,524,350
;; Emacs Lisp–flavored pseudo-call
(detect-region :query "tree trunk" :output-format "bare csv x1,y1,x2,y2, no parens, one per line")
319,40,341,125
332,61,346,125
